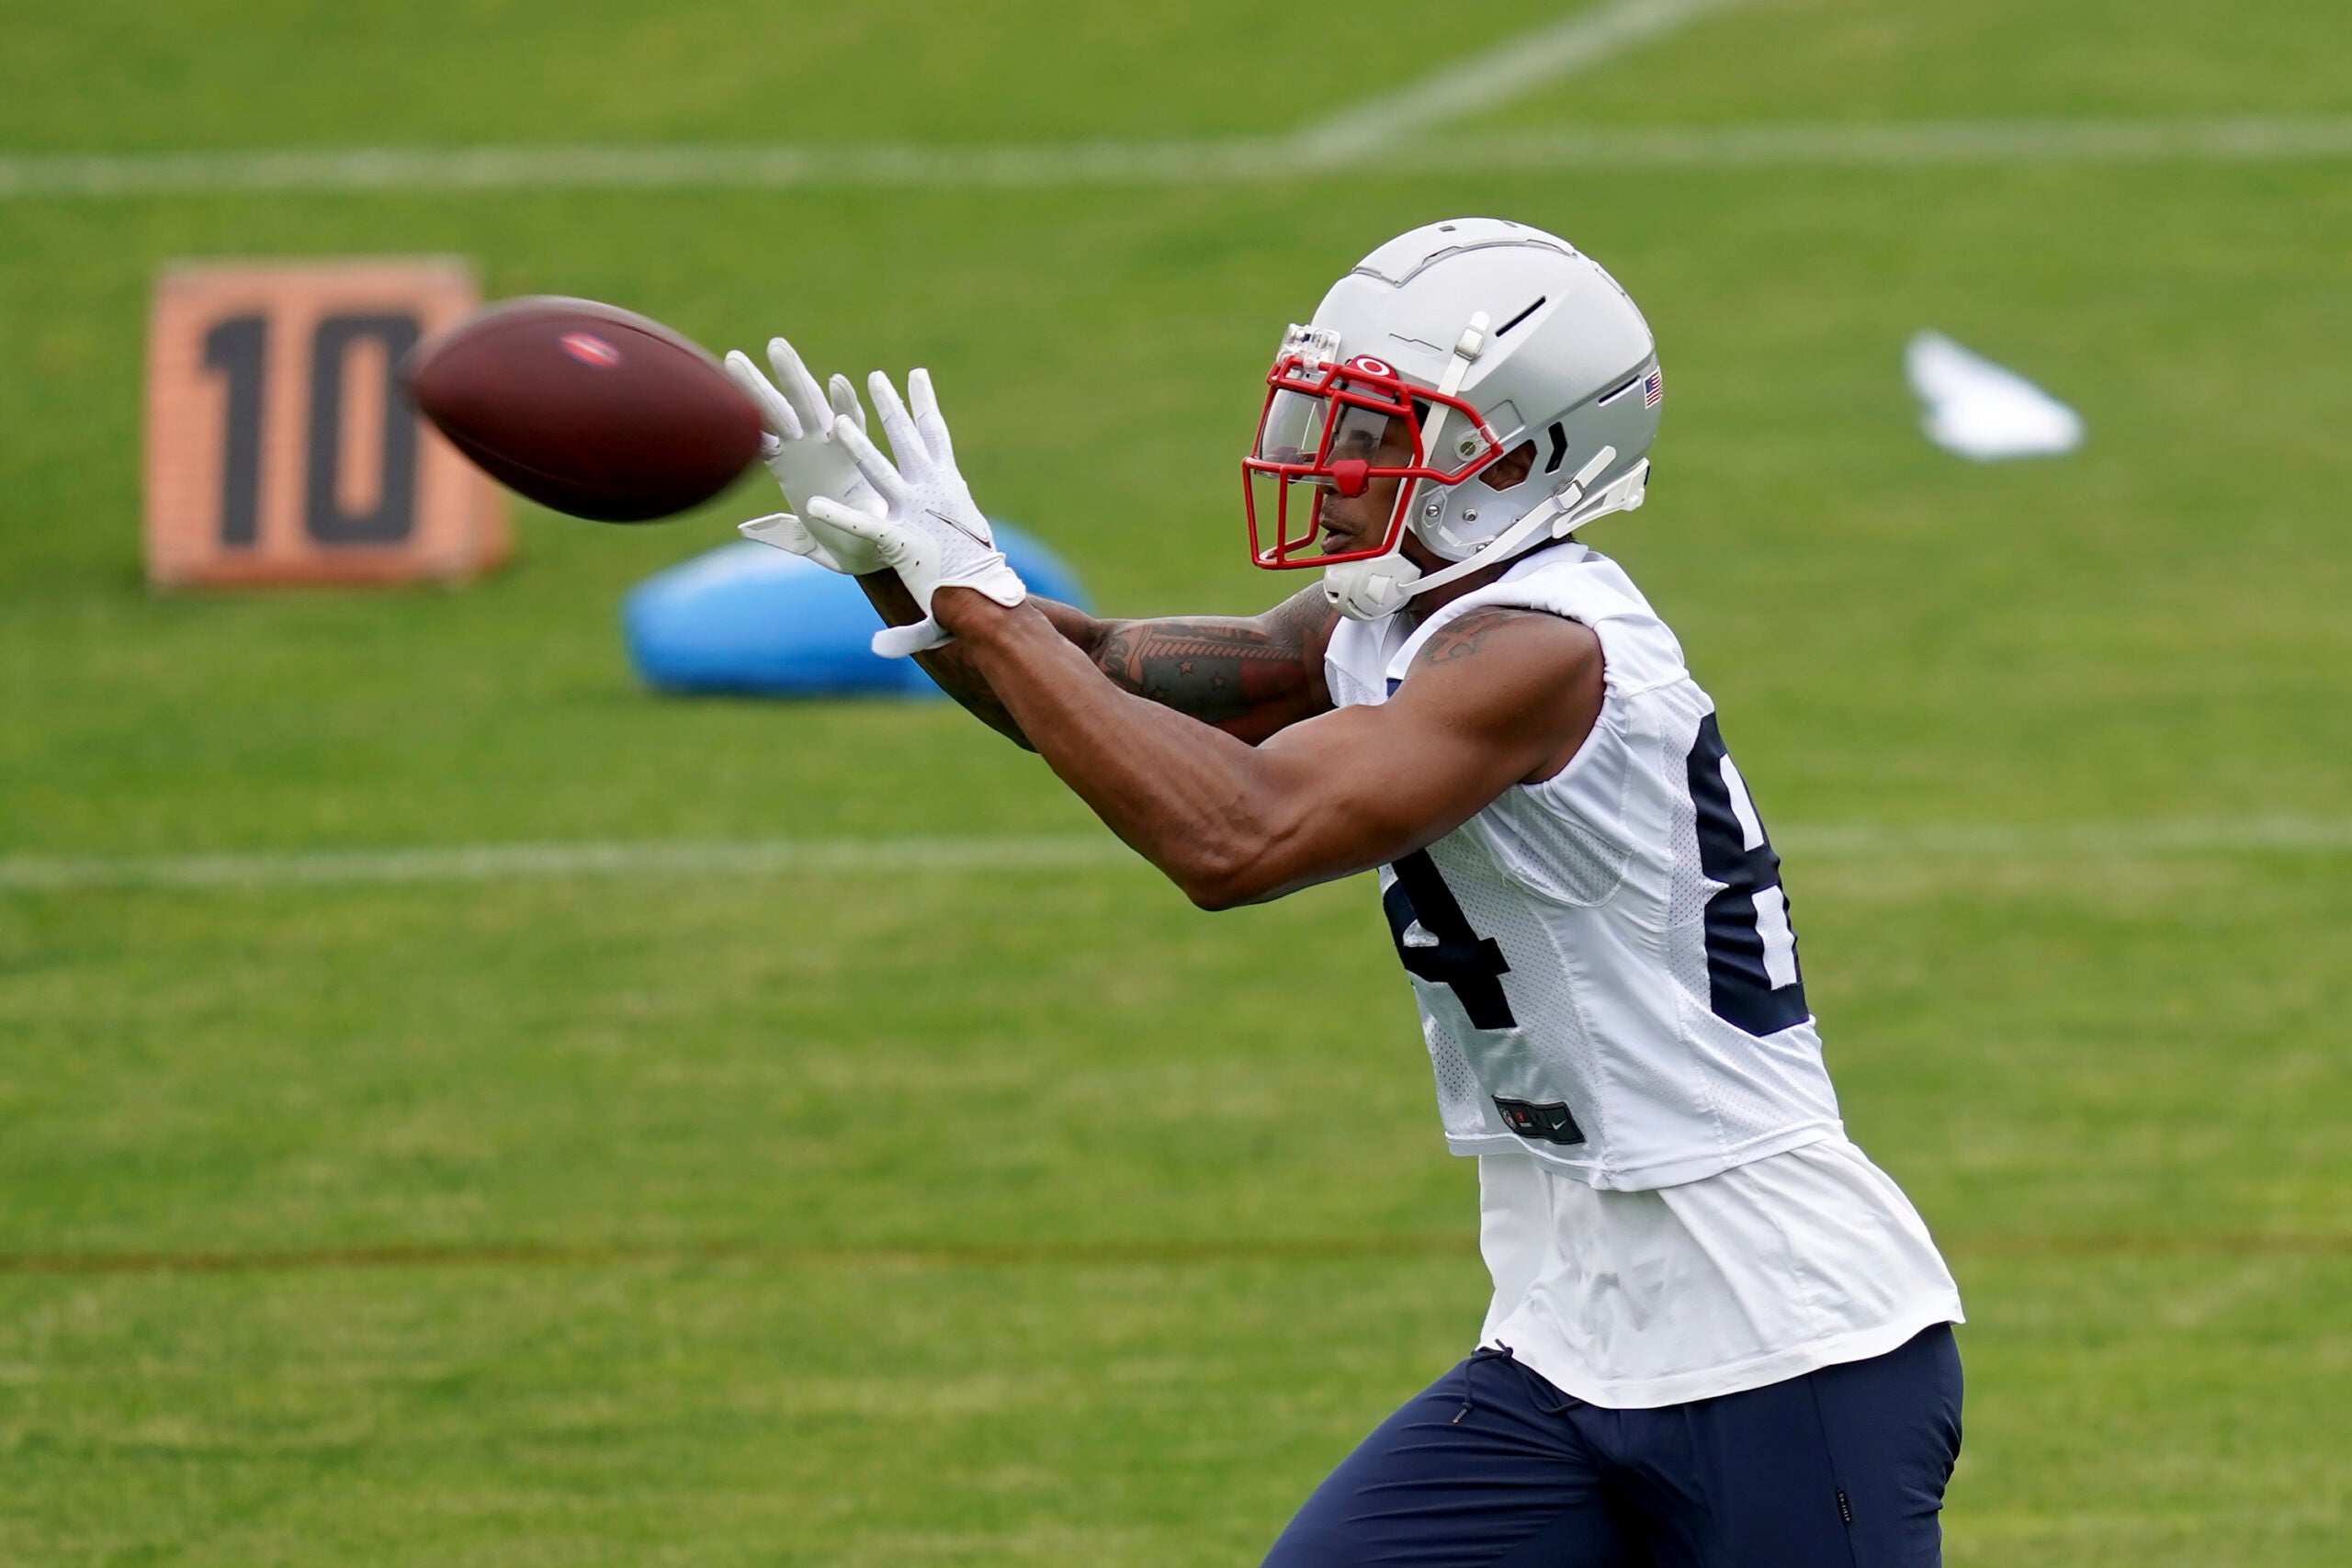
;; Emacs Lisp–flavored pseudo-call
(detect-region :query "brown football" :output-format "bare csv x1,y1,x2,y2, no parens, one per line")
401,297,763,523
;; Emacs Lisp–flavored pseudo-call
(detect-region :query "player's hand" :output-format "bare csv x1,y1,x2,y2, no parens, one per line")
805,368,1025,658
724,334,887,575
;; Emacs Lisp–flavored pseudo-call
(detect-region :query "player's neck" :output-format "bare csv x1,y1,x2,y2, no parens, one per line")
1398,549,1512,629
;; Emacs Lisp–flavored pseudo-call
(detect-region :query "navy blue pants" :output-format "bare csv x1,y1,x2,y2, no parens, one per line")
1263,1325,1962,1568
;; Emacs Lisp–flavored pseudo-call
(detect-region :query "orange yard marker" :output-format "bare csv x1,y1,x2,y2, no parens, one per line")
143,259,507,587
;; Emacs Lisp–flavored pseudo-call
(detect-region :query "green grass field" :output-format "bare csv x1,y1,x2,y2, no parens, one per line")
4,2,2349,1562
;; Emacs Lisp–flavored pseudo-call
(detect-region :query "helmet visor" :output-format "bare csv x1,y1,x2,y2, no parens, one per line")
1250,366,1418,467
1254,385,1329,467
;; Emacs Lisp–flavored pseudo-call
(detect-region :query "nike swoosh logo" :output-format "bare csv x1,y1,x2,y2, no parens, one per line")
925,507,988,544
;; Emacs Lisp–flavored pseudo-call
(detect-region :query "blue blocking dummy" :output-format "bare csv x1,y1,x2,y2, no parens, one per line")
624,525,1089,698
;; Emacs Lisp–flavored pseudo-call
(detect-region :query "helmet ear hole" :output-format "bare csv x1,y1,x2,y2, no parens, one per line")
1479,440,1540,491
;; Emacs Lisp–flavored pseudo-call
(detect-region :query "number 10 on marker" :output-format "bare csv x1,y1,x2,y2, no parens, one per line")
143,260,506,588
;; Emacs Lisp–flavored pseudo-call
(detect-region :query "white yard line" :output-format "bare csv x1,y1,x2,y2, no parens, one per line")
3,118,2349,199
1779,817,2352,857
0,835,1136,893
1294,0,1755,157
3,818,2346,893
1479,116,2352,166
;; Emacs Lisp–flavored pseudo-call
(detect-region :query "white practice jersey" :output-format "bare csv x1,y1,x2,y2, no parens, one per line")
1327,540,1962,1404
1326,541,1843,1190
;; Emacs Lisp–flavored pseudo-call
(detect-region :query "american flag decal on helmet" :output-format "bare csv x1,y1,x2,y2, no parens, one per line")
1644,368,1664,409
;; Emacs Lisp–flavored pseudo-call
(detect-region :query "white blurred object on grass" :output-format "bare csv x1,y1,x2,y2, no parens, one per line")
1905,331,2085,461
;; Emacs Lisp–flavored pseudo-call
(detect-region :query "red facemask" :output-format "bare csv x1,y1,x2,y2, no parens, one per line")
1242,346,1503,570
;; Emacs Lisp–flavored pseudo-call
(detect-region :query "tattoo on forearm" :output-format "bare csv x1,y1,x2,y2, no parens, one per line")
1097,625,1277,723
865,573,1335,748
1095,597,1329,728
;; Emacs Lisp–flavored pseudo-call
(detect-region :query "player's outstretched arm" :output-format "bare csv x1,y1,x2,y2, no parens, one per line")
930,590,1602,908
790,368,1592,895
853,573,1337,750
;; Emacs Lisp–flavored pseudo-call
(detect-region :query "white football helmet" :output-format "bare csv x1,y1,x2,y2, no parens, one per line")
1242,218,1662,620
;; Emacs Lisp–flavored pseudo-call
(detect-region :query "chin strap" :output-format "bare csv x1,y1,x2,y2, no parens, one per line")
1323,450,1649,622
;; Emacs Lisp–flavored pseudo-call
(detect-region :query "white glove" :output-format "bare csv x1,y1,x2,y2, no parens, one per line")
722,335,887,575
804,368,1025,658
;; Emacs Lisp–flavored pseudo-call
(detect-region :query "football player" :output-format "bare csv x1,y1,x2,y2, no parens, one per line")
728,218,1964,1568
